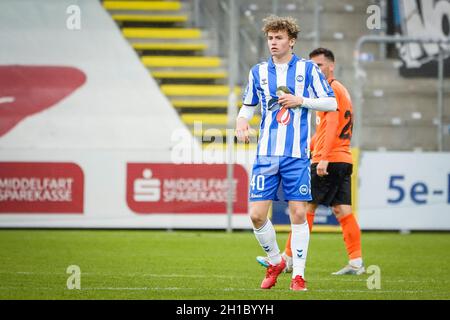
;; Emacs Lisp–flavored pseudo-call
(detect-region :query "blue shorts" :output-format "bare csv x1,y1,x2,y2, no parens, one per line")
249,156,312,202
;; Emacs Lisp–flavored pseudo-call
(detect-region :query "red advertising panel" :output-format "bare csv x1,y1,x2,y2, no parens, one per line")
127,163,248,214
0,162,84,213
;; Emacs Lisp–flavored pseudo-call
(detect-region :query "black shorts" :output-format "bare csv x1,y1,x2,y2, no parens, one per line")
310,162,352,207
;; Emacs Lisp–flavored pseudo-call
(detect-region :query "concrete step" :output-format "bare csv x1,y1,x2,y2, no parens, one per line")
361,95,447,122
142,55,222,68
239,0,373,16
362,82,449,94
297,11,373,40
361,125,440,151
247,5,373,38
294,40,380,66
240,0,374,14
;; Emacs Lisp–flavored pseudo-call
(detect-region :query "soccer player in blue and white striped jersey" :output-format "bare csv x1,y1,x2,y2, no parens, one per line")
235,15,337,291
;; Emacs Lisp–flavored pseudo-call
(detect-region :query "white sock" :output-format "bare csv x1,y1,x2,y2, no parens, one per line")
253,219,281,265
291,222,310,278
349,257,363,268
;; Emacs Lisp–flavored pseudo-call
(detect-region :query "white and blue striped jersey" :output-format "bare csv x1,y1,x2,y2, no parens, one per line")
242,54,335,159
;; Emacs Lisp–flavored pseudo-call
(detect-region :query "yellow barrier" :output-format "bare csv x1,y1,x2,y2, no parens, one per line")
181,114,260,126
143,56,221,68
104,1,181,11
112,14,188,22
123,28,201,39
171,99,242,108
161,85,241,96
133,43,207,51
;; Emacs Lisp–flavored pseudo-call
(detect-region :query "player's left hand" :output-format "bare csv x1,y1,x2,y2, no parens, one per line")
317,160,329,177
278,94,303,109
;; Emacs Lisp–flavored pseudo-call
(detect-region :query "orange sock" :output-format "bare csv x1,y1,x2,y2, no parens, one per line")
285,232,292,257
306,212,315,233
337,213,362,260
284,212,315,258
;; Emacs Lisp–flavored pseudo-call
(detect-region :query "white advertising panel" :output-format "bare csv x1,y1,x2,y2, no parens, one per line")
359,152,450,230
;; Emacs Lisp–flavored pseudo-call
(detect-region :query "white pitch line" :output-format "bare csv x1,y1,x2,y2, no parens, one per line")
0,286,448,297
0,271,248,279
2,271,448,284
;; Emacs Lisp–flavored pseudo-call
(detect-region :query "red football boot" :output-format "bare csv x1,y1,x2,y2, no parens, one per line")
290,275,307,291
260,257,286,289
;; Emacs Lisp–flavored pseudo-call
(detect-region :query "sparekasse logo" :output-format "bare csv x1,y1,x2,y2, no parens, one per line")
133,169,161,202
299,184,309,195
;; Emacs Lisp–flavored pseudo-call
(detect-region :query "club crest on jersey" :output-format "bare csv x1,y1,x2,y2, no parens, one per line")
276,107,291,125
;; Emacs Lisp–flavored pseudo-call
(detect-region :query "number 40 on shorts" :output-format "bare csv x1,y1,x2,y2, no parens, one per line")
251,175,265,191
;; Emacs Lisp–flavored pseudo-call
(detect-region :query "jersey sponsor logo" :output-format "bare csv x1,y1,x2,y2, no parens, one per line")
276,107,291,125
296,75,304,82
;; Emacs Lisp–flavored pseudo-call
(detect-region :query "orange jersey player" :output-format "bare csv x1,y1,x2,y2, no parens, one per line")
257,48,365,275
311,78,353,165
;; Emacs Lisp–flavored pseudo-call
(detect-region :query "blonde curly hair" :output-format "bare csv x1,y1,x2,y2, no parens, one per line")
262,15,300,39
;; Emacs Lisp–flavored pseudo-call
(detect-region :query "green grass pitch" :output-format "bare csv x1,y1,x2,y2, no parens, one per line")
0,229,449,300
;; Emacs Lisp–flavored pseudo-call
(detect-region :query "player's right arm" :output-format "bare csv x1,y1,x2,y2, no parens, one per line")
236,69,259,143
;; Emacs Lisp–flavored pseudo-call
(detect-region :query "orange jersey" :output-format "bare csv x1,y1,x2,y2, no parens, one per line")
311,79,353,164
